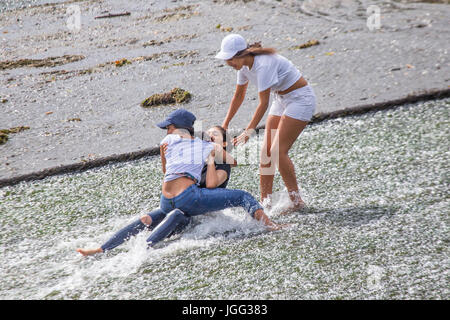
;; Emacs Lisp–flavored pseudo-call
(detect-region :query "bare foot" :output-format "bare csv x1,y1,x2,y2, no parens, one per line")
279,201,306,215
76,248,103,256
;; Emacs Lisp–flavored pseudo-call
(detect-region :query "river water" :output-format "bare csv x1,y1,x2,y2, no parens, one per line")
0,98,448,299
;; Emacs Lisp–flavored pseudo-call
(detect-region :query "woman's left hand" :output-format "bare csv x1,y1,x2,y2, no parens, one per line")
161,143,169,155
206,148,216,165
212,143,223,154
232,129,254,146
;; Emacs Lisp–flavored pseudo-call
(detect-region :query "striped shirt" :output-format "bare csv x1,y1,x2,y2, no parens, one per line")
160,134,214,184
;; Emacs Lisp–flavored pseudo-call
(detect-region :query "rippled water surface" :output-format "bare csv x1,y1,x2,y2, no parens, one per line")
0,98,449,299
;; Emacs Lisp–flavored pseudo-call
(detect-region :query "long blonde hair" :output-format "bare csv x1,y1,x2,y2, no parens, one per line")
234,42,276,58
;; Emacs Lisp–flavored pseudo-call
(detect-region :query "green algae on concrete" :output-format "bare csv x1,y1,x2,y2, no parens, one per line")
141,88,192,108
0,133,8,145
153,4,200,22
290,39,320,50
142,34,198,47
0,55,85,70
0,126,30,134
34,50,199,84
114,58,132,67
0,126,30,145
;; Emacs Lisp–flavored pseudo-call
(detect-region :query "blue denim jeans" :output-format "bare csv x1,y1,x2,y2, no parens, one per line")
160,184,262,218
101,185,262,251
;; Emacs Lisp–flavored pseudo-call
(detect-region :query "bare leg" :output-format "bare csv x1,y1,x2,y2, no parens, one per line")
76,215,153,256
260,115,281,207
271,115,309,213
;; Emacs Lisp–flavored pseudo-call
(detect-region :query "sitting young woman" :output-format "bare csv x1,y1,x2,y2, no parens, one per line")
77,109,281,256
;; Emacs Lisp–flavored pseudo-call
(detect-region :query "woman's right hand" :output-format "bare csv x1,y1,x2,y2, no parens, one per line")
221,122,228,131
232,128,254,146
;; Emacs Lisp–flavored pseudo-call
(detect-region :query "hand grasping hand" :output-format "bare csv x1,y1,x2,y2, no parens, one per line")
232,129,255,146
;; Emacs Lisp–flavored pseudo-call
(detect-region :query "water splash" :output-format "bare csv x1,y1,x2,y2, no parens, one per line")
1,98,449,299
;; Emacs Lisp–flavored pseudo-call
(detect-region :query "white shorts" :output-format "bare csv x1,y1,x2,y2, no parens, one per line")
268,85,316,121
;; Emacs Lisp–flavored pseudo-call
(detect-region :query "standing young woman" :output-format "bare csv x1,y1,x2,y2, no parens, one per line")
215,34,316,212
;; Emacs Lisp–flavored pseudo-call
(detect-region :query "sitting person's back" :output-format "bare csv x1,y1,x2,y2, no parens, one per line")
161,133,213,185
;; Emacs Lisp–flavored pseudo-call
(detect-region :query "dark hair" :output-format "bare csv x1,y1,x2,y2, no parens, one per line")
201,126,230,151
174,125,194,137
214,125,231,151
213,126,226,143
233,42,276,59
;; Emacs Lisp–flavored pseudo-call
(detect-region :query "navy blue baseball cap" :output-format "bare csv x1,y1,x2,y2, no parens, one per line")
156,108,196,129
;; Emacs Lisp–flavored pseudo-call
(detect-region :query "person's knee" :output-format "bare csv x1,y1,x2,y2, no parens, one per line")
167,209,189,223
168,209,184,217
169,209,191,234
260,161,272,168
260,151,274,168
260,157,276,175
140,215,152,226
260,146,272,164
270,143,289,158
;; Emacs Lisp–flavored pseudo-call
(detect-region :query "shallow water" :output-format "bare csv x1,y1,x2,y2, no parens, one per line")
0,98,449,299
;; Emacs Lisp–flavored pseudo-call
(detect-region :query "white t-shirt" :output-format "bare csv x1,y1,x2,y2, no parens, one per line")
237,54,302,92
160,134,214,184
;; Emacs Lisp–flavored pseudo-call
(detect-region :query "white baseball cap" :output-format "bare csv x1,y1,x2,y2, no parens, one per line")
215,34,247,60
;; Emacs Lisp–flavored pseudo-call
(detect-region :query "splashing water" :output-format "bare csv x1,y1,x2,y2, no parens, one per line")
0,98,449,299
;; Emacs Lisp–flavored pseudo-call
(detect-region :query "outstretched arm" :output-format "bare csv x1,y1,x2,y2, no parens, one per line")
222,83,248,130
233,88,271,146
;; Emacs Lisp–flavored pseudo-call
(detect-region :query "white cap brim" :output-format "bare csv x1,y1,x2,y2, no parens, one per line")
215,50,236,60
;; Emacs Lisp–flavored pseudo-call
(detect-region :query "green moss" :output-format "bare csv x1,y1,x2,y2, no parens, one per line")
172,88,191,103
0,126,30,134
215,24,233,32
0,55,85,70
220,26,233,32
0,133,8,145
154,12,191,22
0,126,30,145
290,39,320,50
114,58,132,67
161,62,186,70
141,88,191,107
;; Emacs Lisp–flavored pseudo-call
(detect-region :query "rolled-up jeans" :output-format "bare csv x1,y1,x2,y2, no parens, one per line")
101,185,262,251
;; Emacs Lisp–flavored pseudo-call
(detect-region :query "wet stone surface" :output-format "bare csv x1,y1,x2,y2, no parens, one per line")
0,0,449,180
